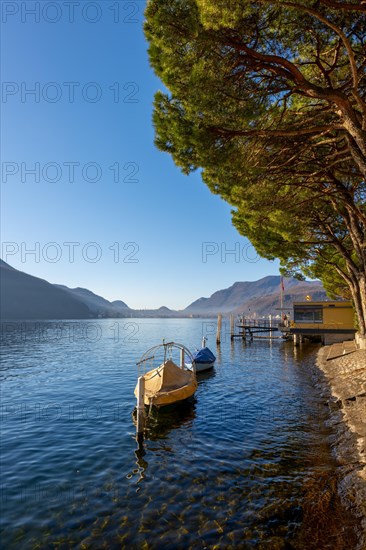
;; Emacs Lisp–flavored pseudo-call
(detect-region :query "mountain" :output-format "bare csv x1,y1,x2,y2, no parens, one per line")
0,260,90,319
185,276,327,316
55,285,129,316
1,260,328,320
0,260,175,319
129,306,183,318
0,260,15,271
112,300,129,309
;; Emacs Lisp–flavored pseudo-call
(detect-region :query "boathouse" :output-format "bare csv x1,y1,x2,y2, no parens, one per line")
289,301,356,345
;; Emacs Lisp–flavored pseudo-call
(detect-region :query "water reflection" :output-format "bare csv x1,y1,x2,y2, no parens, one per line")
129,399,197,486
132,443,148,487
196,368,216,383
132,399,196,442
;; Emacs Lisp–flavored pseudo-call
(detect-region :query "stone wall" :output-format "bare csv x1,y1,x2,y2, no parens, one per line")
315,347,366,549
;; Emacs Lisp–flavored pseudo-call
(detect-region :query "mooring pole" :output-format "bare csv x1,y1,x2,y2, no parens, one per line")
180,348,185,368
230,314,234,341
136,375,145,441
216,314,222,345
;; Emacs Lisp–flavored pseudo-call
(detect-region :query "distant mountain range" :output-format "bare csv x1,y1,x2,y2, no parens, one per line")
186,277,327,316
0,260,90,320
1,259,327,320
54,285,129,316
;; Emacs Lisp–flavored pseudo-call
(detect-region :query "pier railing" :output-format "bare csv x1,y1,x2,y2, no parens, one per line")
216,315,289,344
237,317,283,329
231,317,285,341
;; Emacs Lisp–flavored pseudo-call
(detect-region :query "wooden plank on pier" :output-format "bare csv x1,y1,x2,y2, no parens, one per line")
236,324,279,331
231,318,282,341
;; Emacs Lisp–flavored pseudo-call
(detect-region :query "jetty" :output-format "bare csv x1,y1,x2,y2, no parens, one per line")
216,314,282,344
233,317,281,340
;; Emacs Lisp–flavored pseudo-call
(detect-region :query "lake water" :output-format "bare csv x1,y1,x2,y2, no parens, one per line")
0,319,358,549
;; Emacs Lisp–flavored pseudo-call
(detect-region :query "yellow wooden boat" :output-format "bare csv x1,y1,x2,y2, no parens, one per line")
135,342,197,408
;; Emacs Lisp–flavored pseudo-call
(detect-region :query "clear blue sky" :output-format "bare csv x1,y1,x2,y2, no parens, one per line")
1,1,279,309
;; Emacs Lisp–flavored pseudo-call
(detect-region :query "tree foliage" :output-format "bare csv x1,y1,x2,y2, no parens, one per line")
145,0,366,334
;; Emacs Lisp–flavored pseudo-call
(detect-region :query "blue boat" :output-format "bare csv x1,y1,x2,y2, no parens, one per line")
192,337,216,372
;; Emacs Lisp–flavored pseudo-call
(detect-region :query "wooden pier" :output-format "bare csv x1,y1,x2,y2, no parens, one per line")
233,317,281,340
214,315,285,344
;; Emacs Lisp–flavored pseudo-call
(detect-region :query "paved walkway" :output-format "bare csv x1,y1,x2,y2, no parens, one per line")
326,340,357,360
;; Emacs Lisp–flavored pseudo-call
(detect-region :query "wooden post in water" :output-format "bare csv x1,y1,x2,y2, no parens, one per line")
136,376,145,441
216,314,222,345
230,314,234,341
180,348,185,368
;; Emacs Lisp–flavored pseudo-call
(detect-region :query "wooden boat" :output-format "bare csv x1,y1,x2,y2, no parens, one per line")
135,342,197,408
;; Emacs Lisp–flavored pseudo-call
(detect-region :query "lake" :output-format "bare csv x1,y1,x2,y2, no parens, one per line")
0,319,358,549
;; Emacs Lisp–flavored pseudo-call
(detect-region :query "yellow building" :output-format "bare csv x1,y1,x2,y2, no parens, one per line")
290,301,356,344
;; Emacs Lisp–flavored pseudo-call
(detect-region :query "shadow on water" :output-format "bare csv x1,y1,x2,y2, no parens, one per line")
130,400,197,489
196,367,216,383
132,398,197,442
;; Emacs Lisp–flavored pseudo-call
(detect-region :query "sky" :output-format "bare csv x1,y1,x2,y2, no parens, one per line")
1,0,280,309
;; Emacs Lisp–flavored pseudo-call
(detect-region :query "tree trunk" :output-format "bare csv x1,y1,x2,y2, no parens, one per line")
348,271,366,338
325,202,366,339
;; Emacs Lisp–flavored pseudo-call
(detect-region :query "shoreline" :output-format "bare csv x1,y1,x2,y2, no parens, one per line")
314,345,366,549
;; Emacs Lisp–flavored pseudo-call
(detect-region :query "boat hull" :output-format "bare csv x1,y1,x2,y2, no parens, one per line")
144,380,197,407
194,361,215,372
186,361,214,373
135,359,197,408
